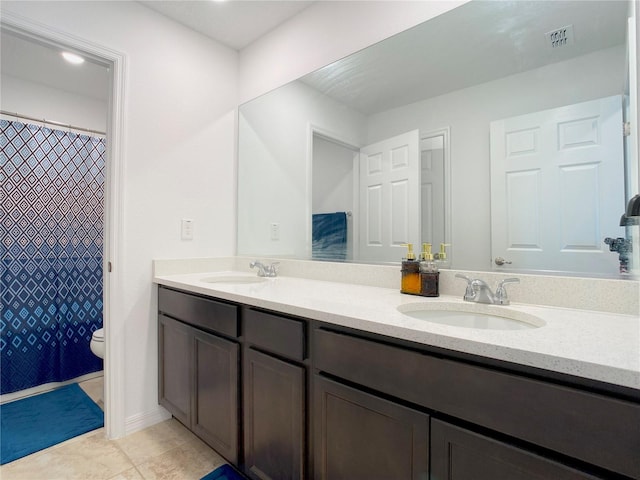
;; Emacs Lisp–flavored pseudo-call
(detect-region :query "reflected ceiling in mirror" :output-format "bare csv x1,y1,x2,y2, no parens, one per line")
302,1,627,115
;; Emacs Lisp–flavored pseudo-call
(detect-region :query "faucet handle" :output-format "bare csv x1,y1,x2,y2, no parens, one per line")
495,278,520,305
250,260,268,276
268,262,280,276
455,274,475,301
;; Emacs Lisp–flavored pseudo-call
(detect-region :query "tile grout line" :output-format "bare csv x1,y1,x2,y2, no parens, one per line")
109,440,146,480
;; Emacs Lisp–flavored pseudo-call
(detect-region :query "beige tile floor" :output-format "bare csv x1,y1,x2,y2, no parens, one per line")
0,378,228,480
78,376,105,409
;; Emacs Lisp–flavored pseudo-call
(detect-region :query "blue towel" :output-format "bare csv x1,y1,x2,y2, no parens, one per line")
201,463,245,480
312,212,348,261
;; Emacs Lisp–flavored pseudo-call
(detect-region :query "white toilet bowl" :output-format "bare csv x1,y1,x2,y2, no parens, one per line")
90,328,104,359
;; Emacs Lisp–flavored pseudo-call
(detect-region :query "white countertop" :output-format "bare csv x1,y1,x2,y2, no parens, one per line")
154,270,640,390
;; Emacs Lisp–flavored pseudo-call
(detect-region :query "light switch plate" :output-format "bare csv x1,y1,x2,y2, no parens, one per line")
270,222,280,241
181,219,194,240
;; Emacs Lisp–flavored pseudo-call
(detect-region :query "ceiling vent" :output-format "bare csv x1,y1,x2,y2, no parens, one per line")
545,25,575,49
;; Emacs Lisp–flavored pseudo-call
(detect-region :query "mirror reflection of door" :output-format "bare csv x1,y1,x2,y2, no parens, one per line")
490,95,625,275
312,129,450,264
358,130,420,262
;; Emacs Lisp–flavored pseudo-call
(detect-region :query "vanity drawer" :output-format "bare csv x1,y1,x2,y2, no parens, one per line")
158,286,238,337
243,308,305,361
314,327,640,478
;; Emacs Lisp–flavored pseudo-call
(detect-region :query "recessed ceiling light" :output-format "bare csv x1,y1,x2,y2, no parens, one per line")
61,51,85,65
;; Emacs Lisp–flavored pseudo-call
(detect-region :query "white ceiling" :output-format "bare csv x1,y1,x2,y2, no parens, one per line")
0,31,111,102
0,1,630,113
0,1,314,104
138,0,315,50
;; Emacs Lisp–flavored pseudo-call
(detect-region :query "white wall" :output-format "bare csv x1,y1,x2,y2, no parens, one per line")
312,136,355,215
367,45,626,271
0,0,238,434
238,80,366,258
239,0,468,103
0,74,108,132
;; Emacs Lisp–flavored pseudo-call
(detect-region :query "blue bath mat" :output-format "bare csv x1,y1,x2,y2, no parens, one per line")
0,383,104,464
201,463,246,480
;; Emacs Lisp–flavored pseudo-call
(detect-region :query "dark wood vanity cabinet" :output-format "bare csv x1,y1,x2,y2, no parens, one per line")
158,287,240,463
313,375,429,480
157,286,640,480
313,327,640,480
242,308,307,480
191,329,239,462
244,348,305,480
430,419,602,480
158,314,192,426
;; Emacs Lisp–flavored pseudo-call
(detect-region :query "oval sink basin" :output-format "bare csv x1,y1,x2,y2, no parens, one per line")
201,275,267,285
397,303,544,331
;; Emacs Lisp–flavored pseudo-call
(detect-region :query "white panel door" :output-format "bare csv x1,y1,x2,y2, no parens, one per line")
490,95,625,275
359,130,420,262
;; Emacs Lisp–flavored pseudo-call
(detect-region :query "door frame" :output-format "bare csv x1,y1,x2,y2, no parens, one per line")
626,9,640,273
1,13,127,438
420,126,452,263
306,123,361,260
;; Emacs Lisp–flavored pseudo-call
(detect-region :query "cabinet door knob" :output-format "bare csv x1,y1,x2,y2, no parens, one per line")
494,257,512,266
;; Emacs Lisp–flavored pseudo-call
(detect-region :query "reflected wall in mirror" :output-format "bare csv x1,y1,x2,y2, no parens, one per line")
237,0,638,278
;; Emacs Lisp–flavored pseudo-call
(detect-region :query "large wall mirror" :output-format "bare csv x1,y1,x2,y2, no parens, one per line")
238,0,638,278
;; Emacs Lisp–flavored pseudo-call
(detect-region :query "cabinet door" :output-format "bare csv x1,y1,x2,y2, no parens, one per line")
314,375,428,480
158,314,192,426
431,419,604,480
244,348,305,480
193,329,239,464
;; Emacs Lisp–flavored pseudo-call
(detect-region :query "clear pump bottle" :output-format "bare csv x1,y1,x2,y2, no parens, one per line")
435,243,450,269
419,243,439,297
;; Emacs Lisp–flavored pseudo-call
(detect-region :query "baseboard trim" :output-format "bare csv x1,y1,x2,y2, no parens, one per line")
125,405,172,436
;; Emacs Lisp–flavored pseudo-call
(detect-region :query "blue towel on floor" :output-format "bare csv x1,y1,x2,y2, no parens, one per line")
312,212,348,261
201,463,245,480
0,383,103,464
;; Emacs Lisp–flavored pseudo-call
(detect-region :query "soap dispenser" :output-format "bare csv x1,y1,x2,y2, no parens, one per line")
435,243,450,269
419,243,439,297
400,243,421,295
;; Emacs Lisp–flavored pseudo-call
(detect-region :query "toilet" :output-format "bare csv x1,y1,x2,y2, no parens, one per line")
90,328,104,359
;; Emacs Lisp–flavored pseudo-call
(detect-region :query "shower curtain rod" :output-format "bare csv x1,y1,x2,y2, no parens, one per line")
0,110,106,136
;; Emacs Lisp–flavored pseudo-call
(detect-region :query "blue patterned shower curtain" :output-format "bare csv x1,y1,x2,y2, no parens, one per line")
0,119,105,395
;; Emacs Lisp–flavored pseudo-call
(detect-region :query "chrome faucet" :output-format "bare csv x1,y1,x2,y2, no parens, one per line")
455,274,519,305
249,260,279,277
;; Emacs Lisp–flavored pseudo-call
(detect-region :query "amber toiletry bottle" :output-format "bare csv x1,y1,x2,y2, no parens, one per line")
400,243,421,295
